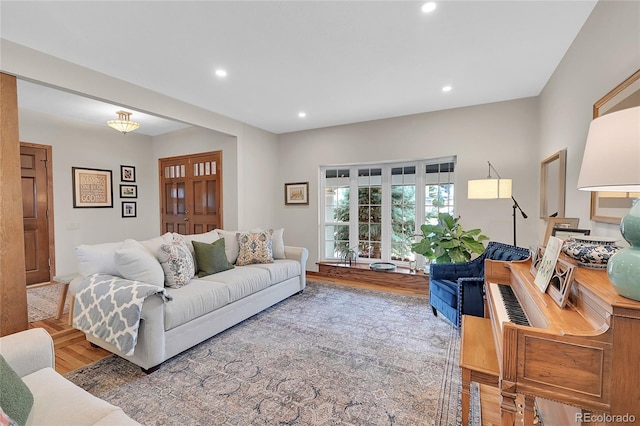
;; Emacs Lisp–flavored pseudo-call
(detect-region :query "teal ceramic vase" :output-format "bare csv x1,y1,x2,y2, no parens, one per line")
607,199,640,301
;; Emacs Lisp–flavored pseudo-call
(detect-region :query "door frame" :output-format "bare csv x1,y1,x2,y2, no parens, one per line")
20,141,56,281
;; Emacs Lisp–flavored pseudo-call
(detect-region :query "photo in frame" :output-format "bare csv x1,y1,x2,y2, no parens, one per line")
72,167,113,208
119,184,137,198
122,201,137,218
591,69,640,224
120,165,136,182
543,217,579,246
285,182,309,205
551,227,590,241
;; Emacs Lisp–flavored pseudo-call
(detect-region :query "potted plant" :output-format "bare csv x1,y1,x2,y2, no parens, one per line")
411,213,488,264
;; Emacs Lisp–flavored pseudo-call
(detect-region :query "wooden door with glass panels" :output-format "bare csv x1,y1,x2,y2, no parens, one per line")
159,151,222,235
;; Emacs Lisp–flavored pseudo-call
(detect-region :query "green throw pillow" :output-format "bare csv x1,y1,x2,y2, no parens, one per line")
192,239,234,277
0,355,34,426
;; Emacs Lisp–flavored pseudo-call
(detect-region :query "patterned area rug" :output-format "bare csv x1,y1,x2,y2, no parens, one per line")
27,282,69,322
66,281,476,425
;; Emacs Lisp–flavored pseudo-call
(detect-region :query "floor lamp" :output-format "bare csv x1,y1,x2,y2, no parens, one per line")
468,161,528,246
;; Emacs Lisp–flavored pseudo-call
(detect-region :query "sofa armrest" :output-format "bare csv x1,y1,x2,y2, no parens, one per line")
284,246,309,289
0,328,54,377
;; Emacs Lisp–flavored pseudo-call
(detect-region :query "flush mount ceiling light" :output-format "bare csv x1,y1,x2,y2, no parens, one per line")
107,110,140,134
421,2,437,13
298,112,307,118
442,85,452,92
215,69,227,77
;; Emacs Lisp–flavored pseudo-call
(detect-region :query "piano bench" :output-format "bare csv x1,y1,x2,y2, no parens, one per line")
460,315,500,426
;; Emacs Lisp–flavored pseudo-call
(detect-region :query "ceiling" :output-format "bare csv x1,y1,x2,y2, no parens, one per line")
1,1,598,135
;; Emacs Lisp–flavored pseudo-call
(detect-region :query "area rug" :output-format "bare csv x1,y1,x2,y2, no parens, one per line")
27,282,69,323
66,281,476,425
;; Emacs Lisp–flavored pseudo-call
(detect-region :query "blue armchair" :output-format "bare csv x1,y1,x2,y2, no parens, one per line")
428,241,530,328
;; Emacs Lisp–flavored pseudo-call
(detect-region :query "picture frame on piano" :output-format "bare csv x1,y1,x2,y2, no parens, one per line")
530,241,577,308
551,227,590,241
533,236,563,293
543,217,579,246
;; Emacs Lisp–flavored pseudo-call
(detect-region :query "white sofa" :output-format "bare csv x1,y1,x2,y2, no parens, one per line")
69,229,308,372
0,328,139,425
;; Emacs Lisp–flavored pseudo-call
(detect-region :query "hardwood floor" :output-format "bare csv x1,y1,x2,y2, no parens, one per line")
29,313,110,375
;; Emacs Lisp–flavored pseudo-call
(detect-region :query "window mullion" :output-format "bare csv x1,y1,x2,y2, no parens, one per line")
381,166,391,262
349,166,358,253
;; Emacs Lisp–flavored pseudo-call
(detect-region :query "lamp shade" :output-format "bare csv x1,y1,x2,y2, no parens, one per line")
468,178,512,199
577,106,640,192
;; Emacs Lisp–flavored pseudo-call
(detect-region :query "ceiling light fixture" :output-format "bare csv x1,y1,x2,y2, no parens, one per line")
421,2,437,13
298,112,307,118
215,69,227,77
442,85,452,92
107,110,140,134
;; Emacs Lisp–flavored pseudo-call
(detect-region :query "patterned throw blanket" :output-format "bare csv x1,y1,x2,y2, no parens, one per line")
73,274,172,356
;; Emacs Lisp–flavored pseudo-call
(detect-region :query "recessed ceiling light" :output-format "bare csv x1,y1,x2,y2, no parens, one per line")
421,2,436,13
298,112,307,118
215,69,227,78
442,85,452,92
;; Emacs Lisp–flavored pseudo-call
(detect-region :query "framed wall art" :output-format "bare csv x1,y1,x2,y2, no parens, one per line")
72,167,113,208
285,182,309,205
122,201,137,218
120,165,136,182
591,69,640,223
119,184,137,198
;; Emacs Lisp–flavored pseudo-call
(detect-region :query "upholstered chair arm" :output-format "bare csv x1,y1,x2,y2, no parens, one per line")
456,277,485,329
0,328,54,377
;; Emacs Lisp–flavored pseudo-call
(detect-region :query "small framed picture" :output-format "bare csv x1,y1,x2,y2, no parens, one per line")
119,184,137,198
285,182,309,205
122,201,137,218
551,227,591,241
120,165,136,182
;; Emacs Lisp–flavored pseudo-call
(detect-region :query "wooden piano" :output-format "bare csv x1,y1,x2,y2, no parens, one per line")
462,257,640,425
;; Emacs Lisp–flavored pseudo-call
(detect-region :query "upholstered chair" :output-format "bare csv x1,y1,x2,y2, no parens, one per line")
428,241,530,328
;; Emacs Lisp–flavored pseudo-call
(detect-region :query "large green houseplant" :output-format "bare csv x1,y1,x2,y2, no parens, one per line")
411,213,488,264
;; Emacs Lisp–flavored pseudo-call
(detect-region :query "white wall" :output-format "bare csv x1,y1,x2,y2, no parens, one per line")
18,109,159,275
539,0,640,243
277,98,540,271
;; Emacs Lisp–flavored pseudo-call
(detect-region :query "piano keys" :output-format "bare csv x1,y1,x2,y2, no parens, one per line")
464,257,640,425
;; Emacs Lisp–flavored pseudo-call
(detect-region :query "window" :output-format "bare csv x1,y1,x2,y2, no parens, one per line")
320,157,456,263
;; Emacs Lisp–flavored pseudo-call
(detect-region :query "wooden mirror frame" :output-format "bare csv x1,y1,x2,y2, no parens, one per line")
591,69,640,223
540,149,567,219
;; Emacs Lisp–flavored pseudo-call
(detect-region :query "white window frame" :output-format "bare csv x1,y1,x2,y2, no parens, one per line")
319,156,456,265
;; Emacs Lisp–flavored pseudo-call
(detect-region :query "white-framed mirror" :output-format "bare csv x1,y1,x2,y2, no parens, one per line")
540,149,567,219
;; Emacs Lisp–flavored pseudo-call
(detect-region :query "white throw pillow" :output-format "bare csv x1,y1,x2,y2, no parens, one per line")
271,228,286,259
157,236,195,288
139,232,174,257
76,241,124,277
115,239,165,287
215,229,241,264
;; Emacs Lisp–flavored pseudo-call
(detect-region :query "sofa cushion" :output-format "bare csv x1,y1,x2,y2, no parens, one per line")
115,239,164,287
0,355,33,426
139,232,174,257
157,237,195,288
196,267,272,302
180,230,220,270
76,241,124,277
236,231,274,266
192,239,234,277
21,367,133,426
215,229,241,264
163,280,231,330
243,259,301,285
